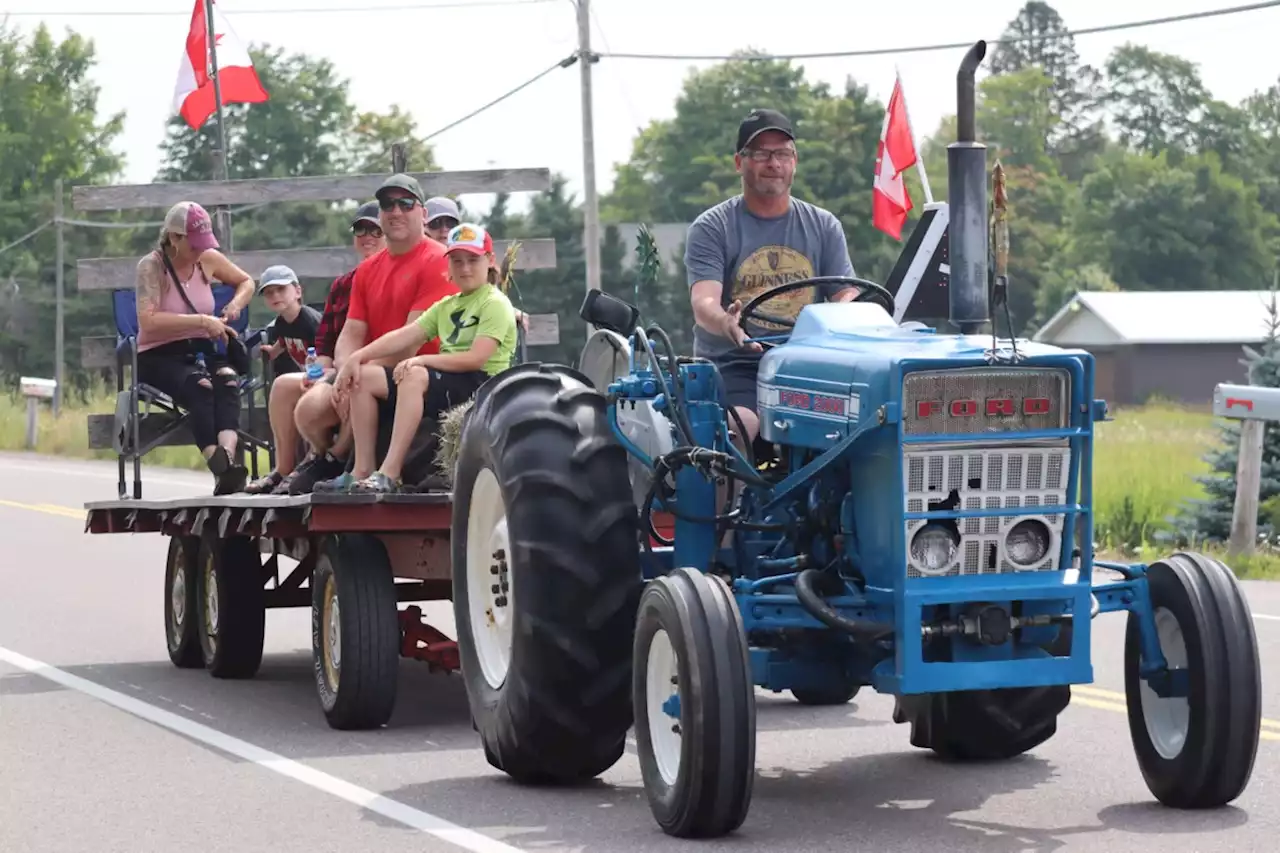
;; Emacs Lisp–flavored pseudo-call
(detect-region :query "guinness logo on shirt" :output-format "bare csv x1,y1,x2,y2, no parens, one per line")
733,245,815,331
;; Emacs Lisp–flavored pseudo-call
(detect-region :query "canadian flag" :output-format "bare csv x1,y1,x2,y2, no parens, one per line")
872,77,919,240
172,0,269,130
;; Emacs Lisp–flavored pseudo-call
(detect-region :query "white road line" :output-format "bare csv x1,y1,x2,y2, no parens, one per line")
1255,613,1280,622
0,645,528,853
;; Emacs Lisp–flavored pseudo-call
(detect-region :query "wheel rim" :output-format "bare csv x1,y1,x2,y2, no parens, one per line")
1140,606,1190,760
203,553,219,654
322,574,341,690
466,467,514,689
170,550,188,642
646,627,682,786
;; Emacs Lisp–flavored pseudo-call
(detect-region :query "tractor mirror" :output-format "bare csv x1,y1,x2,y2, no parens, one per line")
579,289,641,335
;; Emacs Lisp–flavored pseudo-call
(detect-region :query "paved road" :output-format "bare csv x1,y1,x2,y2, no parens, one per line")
1,450,1278,853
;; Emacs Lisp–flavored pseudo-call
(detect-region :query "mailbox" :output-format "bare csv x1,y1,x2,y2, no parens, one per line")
20,377,56,400
1212,383,1280,421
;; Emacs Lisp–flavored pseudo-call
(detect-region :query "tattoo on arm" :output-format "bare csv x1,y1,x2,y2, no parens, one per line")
136,257,163,320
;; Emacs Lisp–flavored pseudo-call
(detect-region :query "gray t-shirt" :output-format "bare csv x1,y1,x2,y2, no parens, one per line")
684,195,855,362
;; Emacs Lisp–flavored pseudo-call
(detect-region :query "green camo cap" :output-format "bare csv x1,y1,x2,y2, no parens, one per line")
376,173,425,203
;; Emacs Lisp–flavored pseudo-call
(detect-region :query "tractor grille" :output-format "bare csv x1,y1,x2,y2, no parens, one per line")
903,444,1071,578
902,367,1070,436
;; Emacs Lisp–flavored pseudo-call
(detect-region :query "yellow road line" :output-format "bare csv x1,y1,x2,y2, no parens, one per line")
1073,684,1280,739
0,499,82,519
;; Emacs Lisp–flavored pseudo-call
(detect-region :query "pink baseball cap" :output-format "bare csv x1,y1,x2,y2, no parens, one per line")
163,201,219,253
444,222,494,256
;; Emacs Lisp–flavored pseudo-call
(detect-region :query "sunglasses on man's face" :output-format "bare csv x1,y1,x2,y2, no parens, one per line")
379,197,418,213
353,224,383,238
428,217,459,232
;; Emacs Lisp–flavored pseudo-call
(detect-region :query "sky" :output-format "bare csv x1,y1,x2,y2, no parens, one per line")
5,0,1280,220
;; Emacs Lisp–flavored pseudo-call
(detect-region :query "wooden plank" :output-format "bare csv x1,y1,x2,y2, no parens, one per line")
87,407,272,451
1229,418,1266,558
525,313,561,346
76,239,557,292
72,168,552,211
81,336,118,369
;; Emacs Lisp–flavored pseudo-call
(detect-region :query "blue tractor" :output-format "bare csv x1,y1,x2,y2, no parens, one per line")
448,40,1262,839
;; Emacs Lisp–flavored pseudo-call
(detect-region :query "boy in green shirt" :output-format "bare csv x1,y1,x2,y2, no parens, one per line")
333,223,518,492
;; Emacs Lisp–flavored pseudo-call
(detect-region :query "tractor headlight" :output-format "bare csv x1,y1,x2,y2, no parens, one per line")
910,523,960,576
1005,518,1052,567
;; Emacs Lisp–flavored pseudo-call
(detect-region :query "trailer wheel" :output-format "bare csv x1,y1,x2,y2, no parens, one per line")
452,363,642,784
894,622,1073,760
634,568,756,838
164,535,203,668
1125,552,1261,808
311,533,400,730
196,534,266,679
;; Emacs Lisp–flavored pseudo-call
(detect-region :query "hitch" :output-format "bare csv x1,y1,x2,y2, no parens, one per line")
398,605,460,673
921,604,1066,645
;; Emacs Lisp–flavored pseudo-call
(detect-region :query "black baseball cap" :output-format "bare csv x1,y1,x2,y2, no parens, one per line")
351,200,380,228
736,108,795,152
375,173,425,204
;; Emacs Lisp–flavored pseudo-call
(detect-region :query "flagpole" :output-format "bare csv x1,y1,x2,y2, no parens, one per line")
204,0,233,251
895,66,934,206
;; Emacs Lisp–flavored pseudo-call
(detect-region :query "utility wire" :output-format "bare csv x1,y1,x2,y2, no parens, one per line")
2,0,555,15
598,1,1280,61
421,54,579,142
0,222,52,257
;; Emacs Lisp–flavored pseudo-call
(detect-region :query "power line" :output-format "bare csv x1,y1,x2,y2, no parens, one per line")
1,0,555,16
0,222,52,257
421,54,578,142
598,1,1280,61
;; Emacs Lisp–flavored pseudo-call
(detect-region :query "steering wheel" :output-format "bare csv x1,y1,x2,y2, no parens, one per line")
737,276,896,346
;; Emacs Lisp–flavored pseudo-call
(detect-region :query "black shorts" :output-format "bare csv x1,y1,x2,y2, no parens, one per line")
422,368,489,419
714,357,760,412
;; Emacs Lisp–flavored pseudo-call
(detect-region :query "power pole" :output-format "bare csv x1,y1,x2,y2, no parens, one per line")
204,0,233,251
576,0,601,338
54,178,64,416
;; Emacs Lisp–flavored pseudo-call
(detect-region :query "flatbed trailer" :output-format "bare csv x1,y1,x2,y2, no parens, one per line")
83,489,674,730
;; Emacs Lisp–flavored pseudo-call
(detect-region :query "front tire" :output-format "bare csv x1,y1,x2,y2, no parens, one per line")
1125,551,1261,808
311,534,400,731
634,568,756,838
452,363,643,784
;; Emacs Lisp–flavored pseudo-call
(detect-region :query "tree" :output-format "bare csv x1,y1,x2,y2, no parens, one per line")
0,22,128,387
1102,44,1212,159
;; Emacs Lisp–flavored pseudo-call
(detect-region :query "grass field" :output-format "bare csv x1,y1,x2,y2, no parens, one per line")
4,388,1277,578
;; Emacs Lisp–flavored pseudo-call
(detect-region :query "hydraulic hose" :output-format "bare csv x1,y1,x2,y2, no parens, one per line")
794,569,894,642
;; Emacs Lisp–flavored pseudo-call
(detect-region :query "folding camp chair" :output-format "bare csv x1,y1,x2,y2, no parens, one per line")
109,285,272,498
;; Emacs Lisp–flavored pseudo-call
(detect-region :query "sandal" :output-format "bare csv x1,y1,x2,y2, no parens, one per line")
207,446,249,495
243,470,284,495
313,471,359,493
349,471,403,494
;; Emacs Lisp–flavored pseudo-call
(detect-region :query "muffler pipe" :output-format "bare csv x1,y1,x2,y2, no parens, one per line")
947,40,989,335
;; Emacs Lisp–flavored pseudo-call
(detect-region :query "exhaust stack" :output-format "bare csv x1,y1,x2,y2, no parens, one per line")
947,40,989,334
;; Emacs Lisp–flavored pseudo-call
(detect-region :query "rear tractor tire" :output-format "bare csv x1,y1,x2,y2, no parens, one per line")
634,568,756,838
894,623,1074,761
311,533,400,731
195,533,266,679
451,363,643,784
1125,551,1261,808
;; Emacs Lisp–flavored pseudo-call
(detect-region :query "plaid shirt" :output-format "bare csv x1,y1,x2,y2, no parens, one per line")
314,268,356,360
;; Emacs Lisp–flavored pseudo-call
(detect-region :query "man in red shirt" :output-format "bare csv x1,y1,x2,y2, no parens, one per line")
288,173,457,492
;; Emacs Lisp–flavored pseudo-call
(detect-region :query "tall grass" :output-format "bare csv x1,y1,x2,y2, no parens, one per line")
2,388,1276,577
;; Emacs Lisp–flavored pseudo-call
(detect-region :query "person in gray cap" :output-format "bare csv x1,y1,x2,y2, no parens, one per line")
424,196,461,244
258,264,322,374
244,200,388,494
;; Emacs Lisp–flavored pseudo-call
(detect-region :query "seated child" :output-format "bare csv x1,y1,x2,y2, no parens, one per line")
332,223,518,493
258,264,322,375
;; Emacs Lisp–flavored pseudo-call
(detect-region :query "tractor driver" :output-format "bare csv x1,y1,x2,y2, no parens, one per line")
686,108,861,447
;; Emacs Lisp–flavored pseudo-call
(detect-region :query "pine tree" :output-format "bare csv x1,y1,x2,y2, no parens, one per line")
1174,291,1280,544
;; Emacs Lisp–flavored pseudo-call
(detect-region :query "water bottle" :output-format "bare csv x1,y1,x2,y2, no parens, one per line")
305,347,323,382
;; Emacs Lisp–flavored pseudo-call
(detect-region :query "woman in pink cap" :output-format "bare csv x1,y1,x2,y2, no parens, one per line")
134,201,256,494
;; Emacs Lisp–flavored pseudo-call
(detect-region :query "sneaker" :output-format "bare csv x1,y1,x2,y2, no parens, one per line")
285,452,348,495
207,446,249,495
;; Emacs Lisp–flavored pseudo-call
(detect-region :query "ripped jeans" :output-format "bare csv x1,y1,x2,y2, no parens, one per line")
136,339,241,449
